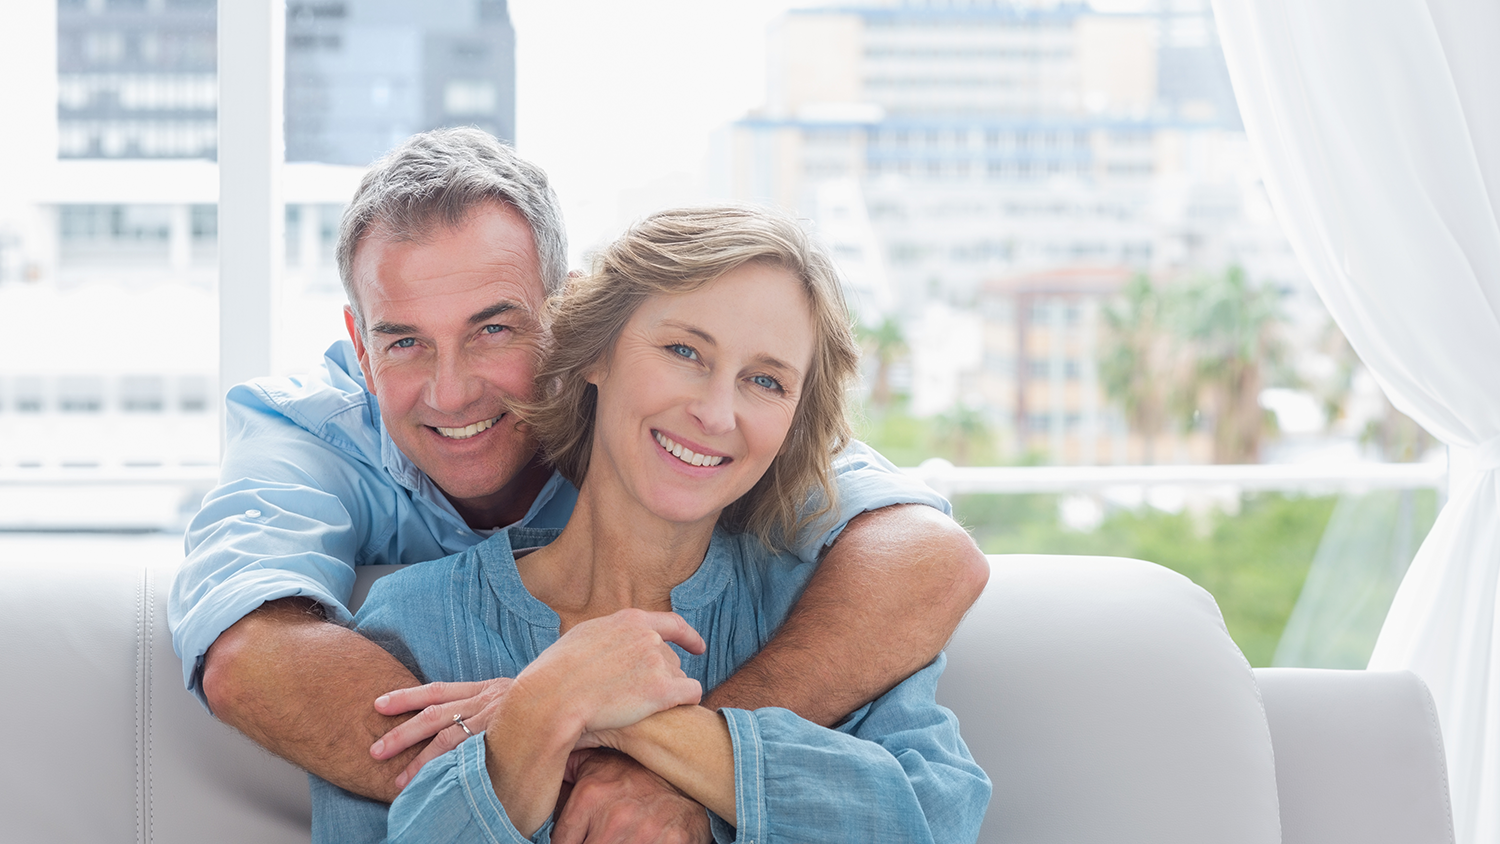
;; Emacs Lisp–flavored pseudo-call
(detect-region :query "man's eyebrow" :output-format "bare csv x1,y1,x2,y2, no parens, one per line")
370,320,419,336
468,302,524,325
369,302,526,336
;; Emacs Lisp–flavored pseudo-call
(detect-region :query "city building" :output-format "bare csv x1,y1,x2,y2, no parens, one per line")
724,0,1306,463
0,1,518,514
56,0,516,164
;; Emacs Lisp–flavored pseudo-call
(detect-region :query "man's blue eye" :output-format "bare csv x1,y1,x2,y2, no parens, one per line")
668,344,698,360
483,324,508,334
392,338,416,349
752,375,782,391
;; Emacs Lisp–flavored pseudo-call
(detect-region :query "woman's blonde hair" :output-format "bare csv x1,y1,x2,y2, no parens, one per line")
525,205,860,549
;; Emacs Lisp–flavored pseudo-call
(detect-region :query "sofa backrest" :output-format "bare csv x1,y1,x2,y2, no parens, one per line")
2,559,312,844
937,554,1283,844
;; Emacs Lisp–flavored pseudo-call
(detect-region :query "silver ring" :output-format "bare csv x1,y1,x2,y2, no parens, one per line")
452,713,474,737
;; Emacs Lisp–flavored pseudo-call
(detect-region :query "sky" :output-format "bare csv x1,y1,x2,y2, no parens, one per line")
508,0,805,262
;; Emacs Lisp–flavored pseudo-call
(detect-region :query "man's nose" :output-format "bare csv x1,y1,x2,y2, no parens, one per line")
426,350,483,414
687,374,736,436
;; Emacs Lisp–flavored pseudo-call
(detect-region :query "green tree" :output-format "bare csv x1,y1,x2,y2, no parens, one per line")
1174,266,1286,464
858,316,907,411
933,404,993,466
1100,274,1176,463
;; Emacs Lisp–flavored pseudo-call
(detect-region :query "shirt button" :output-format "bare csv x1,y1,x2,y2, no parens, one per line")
244,509,262,518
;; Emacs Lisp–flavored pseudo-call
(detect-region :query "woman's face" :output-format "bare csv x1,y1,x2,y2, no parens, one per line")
586,261,817,530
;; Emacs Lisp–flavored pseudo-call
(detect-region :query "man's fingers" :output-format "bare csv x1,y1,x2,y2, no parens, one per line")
374,680,486,715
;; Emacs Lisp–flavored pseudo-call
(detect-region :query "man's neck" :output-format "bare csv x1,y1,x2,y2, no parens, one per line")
445,453,555,531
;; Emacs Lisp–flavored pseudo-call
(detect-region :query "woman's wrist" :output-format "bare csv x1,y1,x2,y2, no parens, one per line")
481,676,586,836
609,705,739,823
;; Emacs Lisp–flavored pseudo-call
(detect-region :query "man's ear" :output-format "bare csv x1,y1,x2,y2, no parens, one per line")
343,306,377,396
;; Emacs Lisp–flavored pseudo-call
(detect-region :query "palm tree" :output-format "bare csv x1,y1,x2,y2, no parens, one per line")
858,316,907,411
933,404,992,466
1099,274,1175,463
1173,266,1286,464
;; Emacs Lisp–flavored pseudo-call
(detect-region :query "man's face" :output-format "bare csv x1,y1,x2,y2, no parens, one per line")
345,203,548,525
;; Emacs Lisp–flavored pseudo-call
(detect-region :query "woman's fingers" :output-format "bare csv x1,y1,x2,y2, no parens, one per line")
374,680,489,715
370,677,515,762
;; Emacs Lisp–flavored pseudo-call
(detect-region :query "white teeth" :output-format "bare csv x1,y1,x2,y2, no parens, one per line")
436,416,500,440
653,431,724,467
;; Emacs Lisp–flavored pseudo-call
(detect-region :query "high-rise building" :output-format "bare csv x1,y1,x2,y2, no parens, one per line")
727,0,1301,463
54,0,517,165
285,0,517,166
0,1,519,500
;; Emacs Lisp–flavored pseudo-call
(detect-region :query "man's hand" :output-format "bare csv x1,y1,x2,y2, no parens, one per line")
370,678,516,789
553,750,712,844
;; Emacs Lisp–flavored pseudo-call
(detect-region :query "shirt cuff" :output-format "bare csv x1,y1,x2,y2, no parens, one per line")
389,733,547,844
718,707,768,844
174,570,352,711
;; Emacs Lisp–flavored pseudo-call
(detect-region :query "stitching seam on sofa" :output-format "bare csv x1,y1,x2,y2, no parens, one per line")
136,568,148,844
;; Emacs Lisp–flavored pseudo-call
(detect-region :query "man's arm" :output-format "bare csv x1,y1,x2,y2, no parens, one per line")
703,503,988,721
202,598,427,802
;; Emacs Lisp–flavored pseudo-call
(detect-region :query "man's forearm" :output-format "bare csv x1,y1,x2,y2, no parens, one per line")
702,504,988,725
202,598,420,802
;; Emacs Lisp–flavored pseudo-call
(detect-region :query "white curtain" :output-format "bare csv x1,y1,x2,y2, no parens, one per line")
1211,0,1500,840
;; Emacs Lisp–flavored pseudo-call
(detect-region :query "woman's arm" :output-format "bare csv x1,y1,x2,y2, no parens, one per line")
601,657,991,844
429,608,705,838
601,705,738,823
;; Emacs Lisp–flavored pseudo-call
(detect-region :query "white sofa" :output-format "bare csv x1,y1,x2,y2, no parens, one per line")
0,553,1454,844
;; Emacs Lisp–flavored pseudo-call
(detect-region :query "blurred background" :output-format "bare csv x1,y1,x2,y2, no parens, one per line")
0,0,1443,669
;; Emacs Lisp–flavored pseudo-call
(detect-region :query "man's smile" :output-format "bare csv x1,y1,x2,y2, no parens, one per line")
433,415,503,440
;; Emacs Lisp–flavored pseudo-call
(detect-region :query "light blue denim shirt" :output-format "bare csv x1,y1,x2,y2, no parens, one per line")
169,341,951,706
311,526,990,844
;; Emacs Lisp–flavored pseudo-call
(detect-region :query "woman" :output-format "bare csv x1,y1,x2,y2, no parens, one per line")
313,206,990,843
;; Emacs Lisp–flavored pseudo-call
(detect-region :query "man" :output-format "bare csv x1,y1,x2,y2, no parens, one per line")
170,127,988,843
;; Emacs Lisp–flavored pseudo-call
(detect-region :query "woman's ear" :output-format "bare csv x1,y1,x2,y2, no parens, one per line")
584,358,607,387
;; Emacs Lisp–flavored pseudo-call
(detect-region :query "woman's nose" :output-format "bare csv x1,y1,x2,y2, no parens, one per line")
687,375,736,436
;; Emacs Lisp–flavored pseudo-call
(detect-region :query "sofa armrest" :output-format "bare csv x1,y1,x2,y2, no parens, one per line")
1254,667,1454,844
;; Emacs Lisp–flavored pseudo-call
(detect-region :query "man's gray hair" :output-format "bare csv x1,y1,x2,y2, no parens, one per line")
336,126,568,334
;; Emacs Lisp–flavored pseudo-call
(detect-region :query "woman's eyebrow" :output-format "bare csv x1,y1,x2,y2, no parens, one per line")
660,319,717,346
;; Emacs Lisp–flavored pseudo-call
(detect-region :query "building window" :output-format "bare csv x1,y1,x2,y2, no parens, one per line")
58,377,105,414
120,376,166,413
444,79,496,116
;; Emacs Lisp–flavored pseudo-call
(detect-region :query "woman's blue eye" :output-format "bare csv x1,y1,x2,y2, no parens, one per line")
668,344,698,360
751,374,783,392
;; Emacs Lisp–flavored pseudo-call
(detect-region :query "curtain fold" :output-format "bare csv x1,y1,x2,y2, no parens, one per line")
1212,1,1500,840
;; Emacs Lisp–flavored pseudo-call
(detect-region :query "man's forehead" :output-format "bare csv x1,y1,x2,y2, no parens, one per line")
351,205,546,305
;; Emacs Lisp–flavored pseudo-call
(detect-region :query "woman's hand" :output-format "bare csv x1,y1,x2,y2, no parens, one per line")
481,609,707,837
515,608,707,736
369,677,516,789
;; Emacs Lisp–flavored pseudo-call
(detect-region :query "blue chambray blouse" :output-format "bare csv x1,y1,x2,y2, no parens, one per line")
310,525,990,844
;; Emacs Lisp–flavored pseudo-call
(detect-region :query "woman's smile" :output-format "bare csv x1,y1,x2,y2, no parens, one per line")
652,430,730,468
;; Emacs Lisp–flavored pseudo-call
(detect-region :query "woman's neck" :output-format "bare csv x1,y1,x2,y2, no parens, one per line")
515,478,717,631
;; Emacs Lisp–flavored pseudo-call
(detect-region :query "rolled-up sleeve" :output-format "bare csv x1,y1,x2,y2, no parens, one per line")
714,656,990,844
791,440,952,562
169,383,376,708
